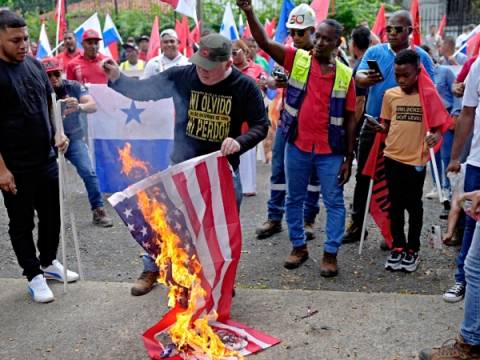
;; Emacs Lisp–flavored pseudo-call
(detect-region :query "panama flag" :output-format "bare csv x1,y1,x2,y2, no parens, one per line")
238,13,245,37
87,85,175,193
74,13,110,56
36,23,52,59
161,0,197,22
103,14,122,61
220,3,239,41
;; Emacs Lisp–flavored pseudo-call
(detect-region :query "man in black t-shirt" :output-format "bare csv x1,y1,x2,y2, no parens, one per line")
0,10,77,303
103,33,269,296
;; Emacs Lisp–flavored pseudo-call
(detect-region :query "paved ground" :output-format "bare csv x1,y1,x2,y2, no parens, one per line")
0,161,465,359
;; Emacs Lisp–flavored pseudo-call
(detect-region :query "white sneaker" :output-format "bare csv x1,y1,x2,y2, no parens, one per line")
28,274,54,303
41,260,79,283
425,187,438,199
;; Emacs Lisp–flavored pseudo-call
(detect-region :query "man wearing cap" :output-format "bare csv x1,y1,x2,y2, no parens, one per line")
137,35,149,61
254,3,322,242
0,10,77,303
239,0,357,276
119,43,145,78
103,33,268,296
66,29,109,84
142,29,189,79
42,57,114,228
56,30,81,70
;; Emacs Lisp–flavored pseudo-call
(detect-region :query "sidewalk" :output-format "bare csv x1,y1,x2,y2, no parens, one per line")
0,278,464,360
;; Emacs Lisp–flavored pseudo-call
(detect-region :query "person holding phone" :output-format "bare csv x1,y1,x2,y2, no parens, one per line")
343,10,435,246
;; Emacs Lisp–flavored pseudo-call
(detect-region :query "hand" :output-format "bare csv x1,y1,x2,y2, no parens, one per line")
363,70,383,86
236,0,252,12
452,82,465,97
55,133,69,154
461,190,480,214
273,78,288,88
63,97,80,116
338,159,352,186
425,131,441,148
446,158,461,173
102,59,120,82
221,137,241,156
0,168,16,194
257,77,268,90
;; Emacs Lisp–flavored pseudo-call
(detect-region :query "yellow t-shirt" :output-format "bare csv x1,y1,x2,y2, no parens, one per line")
381,87,428,166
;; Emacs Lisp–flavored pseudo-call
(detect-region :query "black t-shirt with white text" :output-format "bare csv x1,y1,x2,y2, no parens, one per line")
109,65,268,169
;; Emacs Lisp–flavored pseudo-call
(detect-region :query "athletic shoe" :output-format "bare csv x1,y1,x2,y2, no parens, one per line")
41,260,79,283
401,251,420,272
425,187,439,199
443,282,466,303
385,249,404,271
28,274,54,303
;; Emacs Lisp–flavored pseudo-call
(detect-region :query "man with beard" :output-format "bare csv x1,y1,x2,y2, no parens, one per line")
56,30,81,70
238,0,357,276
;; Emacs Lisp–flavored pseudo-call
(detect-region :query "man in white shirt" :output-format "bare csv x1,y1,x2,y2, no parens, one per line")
142,29,189,79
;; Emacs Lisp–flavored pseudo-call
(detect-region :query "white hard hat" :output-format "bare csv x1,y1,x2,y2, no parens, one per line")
286,4,316,30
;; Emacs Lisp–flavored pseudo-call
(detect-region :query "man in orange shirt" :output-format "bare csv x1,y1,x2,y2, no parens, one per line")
66,29,108,84
56,30,81,70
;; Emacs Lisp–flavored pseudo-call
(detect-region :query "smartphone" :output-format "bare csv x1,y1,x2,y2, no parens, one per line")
272,67,288,82
367,60,384,81
365,114,384,129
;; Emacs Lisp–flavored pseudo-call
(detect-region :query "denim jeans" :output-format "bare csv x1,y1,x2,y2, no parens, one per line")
64,139,104,210
143,168,243,272
460,221,480,345
268,129,320,223
455,164,480,283
284,143,345,253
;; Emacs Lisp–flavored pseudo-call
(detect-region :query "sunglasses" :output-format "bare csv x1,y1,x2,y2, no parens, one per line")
289,29,306,37
48,71,62,78
232,49,243,56
385,26,409,34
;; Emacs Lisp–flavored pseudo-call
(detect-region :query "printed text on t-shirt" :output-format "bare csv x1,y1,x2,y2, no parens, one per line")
395,105,422,122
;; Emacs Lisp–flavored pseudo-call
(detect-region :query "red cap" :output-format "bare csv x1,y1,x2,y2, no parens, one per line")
82,29,102,41
41,57,63,73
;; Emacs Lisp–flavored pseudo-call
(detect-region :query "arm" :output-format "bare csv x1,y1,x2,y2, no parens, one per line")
0,152,16,194
237,0,286,65
447,106,475,171
338,110,356,185
354,95,366,124
78,94,97,113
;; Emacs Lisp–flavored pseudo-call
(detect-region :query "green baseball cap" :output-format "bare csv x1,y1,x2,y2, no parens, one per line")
190,33,232,70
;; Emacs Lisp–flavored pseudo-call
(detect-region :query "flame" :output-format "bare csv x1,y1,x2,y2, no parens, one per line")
136,191,242,359
118,143,149,177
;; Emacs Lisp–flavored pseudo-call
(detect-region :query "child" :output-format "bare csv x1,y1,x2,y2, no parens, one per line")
379,50,443,272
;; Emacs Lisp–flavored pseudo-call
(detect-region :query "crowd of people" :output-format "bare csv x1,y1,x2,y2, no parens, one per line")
1,1,480,357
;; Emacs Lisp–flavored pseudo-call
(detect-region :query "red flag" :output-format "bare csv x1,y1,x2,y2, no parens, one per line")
437,15,446,37
264,18,276,38
108,43,119,62
310,0,330,26
410,0,421,46
146,16,160,61
54,0,67,44
189,20,201,44
175,16,189,56
371,4,387,43
242,22,252,39
466,32,480,58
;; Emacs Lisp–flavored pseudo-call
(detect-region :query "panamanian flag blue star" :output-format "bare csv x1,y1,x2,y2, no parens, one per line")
86,85,175,193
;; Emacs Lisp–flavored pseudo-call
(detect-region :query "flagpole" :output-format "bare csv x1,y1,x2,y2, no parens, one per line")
358,179,373,255
55,0,61,55
453,23,480,57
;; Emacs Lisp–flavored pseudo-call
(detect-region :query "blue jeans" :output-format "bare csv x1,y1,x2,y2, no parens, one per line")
268,129,320,223
285,143,345,253
455,164,480,283
460,221,480,345
64,138,104,210
143,168,243,272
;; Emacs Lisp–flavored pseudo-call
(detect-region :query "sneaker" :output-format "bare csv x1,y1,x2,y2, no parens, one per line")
255,220,282,239
419,335,480,360
425,187,439,199
443,282,466,303
41,260,79,283
343,221,366,244
131,271,159,296
304,222,315,241
284,246,309,269
400,250,420,272
28,274,54,303
93,207,114,227
385,249,404,271
320,252,338,277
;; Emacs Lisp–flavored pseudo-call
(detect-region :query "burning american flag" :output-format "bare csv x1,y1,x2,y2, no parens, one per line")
108,151,279,359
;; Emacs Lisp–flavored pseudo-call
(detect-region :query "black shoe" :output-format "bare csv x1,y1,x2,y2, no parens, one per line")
343,221,365,244
400,250,420,273
385,249,404,271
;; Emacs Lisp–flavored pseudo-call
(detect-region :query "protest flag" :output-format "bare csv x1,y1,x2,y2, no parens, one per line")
175,17,190,56
74,13,110,56
54,0,67,50
410,0,421,46
243,22,252,39
310,0,330,26
161,0,197,21
37,23,52,60
103,14,122,62
437,15,446,38
220,3,239,41
238,13,245,37
371,3,387,43
146,16,160,61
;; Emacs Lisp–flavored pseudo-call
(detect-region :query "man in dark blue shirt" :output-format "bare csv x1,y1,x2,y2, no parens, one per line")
41,57,113,228
0,10,76,303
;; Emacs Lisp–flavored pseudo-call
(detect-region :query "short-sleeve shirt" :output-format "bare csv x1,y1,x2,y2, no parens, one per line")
54,79,89,140
434,65,456,111
240,60,267,81
56,49,81,70
462,58,480,167
358,44,435,117
284,47,356,154
66,53,108,84
381,87,428,166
